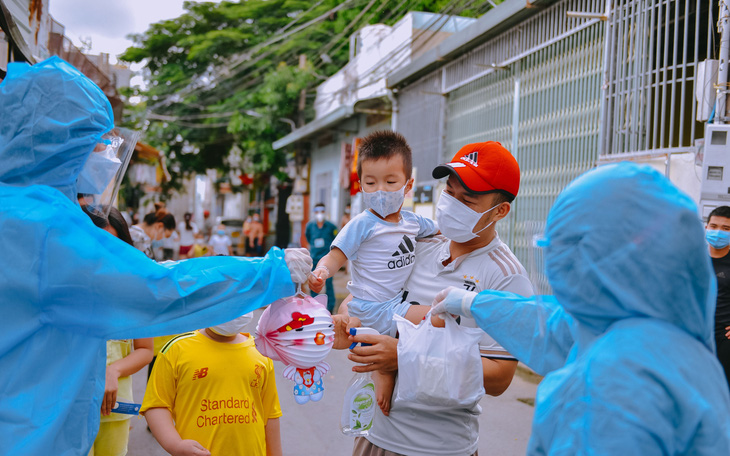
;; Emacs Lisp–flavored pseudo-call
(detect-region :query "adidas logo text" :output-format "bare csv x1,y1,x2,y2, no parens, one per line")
392,235,415,257
461,151,478,167
388,254,415,270
389,235,416,269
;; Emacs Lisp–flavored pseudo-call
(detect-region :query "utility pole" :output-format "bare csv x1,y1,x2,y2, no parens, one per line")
298,54,307,127
717,0,730,123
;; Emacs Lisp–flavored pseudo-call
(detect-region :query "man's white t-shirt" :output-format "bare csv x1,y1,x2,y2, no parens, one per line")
365,234,533,456
331,210,437,302
209,234,231,256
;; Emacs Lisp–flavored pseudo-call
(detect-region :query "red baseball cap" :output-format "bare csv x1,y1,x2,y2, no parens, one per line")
432,141,520,198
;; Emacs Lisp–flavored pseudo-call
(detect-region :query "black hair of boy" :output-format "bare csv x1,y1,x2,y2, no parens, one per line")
357,130,412,180
709,206,730,221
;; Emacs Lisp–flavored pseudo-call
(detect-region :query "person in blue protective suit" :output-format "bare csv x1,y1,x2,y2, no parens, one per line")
0,57,313,455
433,162,730,454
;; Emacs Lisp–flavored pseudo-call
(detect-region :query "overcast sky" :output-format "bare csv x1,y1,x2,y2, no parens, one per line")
48,0,223,87
50,0,181,58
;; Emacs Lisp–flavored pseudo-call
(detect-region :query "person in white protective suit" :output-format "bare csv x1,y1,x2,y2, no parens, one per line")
433,162,730,454
0,56,312,454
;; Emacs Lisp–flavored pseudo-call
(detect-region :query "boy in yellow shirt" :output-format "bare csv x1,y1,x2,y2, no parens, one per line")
142,314,282,456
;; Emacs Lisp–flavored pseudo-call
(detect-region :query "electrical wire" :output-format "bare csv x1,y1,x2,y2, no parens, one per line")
313,0,482,107
316,0,390,62
146,1,364,113
276,1,325,35
148,0,490,129
212,0,478,110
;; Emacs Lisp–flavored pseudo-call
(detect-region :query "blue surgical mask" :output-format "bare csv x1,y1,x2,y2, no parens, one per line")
362,184,406,218
707,229,730,249
217,230,225,236
76,145,122,194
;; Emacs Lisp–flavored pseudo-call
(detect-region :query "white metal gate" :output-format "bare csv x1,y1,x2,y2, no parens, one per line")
444,13,604,257
600,0,718,161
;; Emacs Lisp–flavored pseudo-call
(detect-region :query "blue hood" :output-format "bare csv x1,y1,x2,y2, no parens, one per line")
0,56,114,200
544,162,715,350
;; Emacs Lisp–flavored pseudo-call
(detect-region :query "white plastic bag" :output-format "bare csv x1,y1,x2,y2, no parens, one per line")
394,312,485,407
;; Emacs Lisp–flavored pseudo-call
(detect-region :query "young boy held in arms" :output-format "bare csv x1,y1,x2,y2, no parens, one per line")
309,130,439,414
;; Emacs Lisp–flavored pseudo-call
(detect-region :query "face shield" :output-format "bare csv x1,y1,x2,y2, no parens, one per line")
77,128,139,218
527,226,553,296
525,222,553,337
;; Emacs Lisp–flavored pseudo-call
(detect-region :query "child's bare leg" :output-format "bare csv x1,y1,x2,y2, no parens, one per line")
404,304,445,328
372,370,396,416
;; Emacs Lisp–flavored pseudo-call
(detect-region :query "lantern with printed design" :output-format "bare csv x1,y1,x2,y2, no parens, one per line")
255,293,335,404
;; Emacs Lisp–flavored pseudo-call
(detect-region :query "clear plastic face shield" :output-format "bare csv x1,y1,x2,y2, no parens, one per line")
526,221,552,295
77,128,140,218
526,221,552,337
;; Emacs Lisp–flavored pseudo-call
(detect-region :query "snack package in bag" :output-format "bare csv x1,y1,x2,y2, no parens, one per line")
394,312,485,407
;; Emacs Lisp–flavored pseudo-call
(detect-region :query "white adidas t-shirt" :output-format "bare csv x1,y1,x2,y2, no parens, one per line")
366,234,533,456
331,210,438,302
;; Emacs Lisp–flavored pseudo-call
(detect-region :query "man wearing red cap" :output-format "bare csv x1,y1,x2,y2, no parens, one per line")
348,142,533,456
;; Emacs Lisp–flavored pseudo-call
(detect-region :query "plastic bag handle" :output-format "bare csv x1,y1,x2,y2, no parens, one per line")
295,283,308,298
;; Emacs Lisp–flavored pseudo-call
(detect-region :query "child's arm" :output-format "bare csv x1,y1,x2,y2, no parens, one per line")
146,407,211,456
265,417,282,456
307,247,348,293
413,212,439,239
101,338,154,416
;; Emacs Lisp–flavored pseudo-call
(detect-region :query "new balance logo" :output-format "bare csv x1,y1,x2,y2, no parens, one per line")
461,151,479,167
389,235,416,270
392,235,415,256
193,367,209,380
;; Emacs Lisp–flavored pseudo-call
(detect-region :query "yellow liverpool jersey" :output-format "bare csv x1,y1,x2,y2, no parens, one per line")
141,331,282,455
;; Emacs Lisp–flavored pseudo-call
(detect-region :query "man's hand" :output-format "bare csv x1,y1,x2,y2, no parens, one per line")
284,248,313,284
348,334,399,373
332,314,361,350
432,286,476,318
308,266,328,294
725,325,730,339
101,366,120,416
171,440,211,456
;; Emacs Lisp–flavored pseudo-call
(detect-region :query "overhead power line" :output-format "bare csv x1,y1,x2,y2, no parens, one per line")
146,0,490,130
146,0,363,113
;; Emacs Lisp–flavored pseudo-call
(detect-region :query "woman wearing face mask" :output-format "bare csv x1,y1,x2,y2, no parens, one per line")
177,212,198,257
130,210,176,261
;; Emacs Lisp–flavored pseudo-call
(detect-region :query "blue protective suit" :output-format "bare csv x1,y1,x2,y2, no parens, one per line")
0,57,295,454
468,163,730,454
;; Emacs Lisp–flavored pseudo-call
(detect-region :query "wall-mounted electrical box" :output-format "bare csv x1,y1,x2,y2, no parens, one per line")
700,124,730,220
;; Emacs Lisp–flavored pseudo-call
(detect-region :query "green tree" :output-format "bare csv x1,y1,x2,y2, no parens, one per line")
121,0,496,195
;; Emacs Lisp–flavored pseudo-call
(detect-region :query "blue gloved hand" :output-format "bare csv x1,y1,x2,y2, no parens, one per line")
432,286,477,318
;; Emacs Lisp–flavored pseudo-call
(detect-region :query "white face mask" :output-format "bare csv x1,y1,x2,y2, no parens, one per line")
362,184,406,218
209,312,254,337
77,144,122,195
436,191,500,243
315,213,325,223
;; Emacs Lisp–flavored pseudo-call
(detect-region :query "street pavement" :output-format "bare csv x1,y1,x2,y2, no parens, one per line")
127,271,539,455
